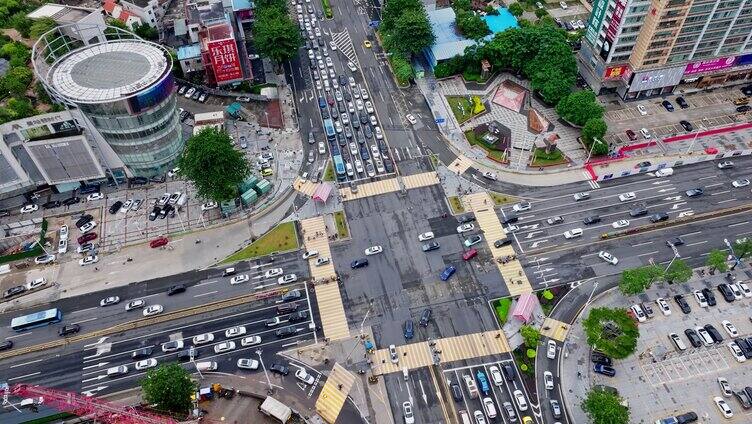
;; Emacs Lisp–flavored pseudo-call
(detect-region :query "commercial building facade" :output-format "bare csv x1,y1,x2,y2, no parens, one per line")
579,0,752,100
34,25,184,177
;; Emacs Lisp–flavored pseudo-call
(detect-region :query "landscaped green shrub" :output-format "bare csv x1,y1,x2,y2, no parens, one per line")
495,298,512,324
542,289,554,300
321,0,333,18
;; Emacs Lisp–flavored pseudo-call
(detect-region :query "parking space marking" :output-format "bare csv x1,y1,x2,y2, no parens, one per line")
640,345,730,386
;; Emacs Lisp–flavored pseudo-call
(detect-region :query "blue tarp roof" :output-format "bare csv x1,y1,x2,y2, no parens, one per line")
176,43,201,61
232,0,253,10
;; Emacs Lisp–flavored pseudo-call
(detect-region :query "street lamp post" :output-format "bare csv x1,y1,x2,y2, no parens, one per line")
724,238,743,270
684,124,707,155
256,349,274,394
664,244,681,273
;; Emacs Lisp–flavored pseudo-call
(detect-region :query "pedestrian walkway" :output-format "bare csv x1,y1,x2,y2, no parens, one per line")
463,192,532,296
300,217,349,342
371,330,509,375
339,178,400,201
449,154,473,174
315,363,356,424
540,317,570,342
293,177,318,196
401,171,440,190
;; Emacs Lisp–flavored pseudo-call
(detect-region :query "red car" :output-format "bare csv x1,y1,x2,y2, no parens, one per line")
462,248,478,261
77,232,98,244
150,236,169,248
625,129,637,141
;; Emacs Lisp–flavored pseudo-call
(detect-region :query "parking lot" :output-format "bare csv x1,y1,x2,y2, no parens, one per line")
596,278,752,423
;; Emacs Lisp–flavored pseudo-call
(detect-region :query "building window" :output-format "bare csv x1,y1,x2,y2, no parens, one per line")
644,59,660,65
667,54,689,63
667,0,687,6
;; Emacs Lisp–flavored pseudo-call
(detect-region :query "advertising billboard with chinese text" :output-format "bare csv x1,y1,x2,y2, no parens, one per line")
603,65,632,81
209,39,243,84
684,57,737,76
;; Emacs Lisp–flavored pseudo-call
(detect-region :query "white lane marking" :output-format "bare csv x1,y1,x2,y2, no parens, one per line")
710,190,730,196
716,198,736,204
6,332,33,340
686,241,708,247
195,280,218,287
729,221,749,228
194,290,218,298
8,372,41,381
10,358,44,368
681,231,701,237
632,241,653,247
638,251,659,257
72,317,98,325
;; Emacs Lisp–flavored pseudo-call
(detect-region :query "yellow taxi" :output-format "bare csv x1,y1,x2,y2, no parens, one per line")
522,417,534,424
261,168,273,177
363,40,372,48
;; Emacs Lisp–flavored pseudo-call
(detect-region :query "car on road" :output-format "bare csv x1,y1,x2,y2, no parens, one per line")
403,320,414,339
34,254,56,265
350,258,369,269
440,265,456,281
598,251,618,265
225,326,246,338
456,223,475,233
685,187,703,197
405,114,417,125
494,239,512,248
583,215,601,225
550,399,562,418
544,371,554,390
488,366,503,386
674,295,691,314
230,274,249,285
193,333,215,345
666,237,684,247
237,358,259,370
402,401,415,424
483,171,497,180
564,228,583,239
649,212,669,223
365,246,383,255
100,296,120,307
135,359,158,370
546,216,563,225
418,232,434,241
278,274,297,285
161,340,184,352
388,344,399,363
87,193,104,201
214,341,236,353
718,161,734,169
143,305,163,316
149,236,168,248
612,219,630,229
315,257,330,266
241,336,262,347
462,248,478,261
79,255,99,266
618,192,636,202
630,205,648,216
732,179,750,188
167,284,186,296
422,241,440,252
513,389,528,411
264,268,284,278
546,340,557,359
573,192,590,201
512,201,531,212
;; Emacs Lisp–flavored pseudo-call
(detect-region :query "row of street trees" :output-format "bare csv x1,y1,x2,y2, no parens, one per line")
252,0,303,64
380,0,435,84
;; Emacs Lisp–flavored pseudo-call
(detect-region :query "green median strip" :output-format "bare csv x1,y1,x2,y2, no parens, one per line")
222,221,298,263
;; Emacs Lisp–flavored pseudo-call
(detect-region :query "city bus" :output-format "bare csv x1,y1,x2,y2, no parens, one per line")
11,308,62,332
333,155,346,177
323,118,335,140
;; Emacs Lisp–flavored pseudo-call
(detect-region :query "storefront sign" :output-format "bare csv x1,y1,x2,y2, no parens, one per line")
603,65,632,81
684,56,737,75
736,53,752,67
605,0,627,43
629,66,685,92
586,0,609,45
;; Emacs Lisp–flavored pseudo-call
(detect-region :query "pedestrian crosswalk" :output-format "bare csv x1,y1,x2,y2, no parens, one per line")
449,155,473,174
582,171,601,189
540,317,570,342
402,172,440,190
330,30,359,69
315,363,356,423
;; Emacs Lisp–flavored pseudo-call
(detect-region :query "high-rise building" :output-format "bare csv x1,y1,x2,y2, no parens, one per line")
578,0,752,100
32,24,184,177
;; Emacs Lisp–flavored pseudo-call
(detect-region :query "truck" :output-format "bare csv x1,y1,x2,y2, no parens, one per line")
259,396,292,423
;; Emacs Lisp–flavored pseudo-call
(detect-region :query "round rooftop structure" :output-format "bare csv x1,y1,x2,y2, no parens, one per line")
48,40,169,104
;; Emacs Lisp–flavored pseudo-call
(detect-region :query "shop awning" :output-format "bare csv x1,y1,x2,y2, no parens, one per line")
512,293,538,323
312,183,332,203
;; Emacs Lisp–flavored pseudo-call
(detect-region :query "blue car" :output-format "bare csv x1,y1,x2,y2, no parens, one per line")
440,265,456,281
403,320,414,339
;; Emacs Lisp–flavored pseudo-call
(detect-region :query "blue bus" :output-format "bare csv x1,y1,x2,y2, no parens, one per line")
475,370,490,396
333,155,346,177
11,308,62,331
323,118,335,140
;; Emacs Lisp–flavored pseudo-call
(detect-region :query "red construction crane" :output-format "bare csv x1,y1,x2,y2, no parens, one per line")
2,384,178,424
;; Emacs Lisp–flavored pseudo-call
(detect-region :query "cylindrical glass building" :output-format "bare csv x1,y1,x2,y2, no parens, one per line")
33,25,184,177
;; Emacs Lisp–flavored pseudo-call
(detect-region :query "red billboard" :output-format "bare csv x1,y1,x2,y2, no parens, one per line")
603,65,632,81
208,39,242,84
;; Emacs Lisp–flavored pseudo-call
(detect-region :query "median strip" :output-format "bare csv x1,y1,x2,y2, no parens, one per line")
0,287,292,360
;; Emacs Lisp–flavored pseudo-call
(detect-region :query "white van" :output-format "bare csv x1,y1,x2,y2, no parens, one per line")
463,374,479,399
458,410,472,424
655,167,674,177
196,361,217,371
564,228,583,239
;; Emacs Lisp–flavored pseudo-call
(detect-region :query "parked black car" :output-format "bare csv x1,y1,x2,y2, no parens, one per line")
718,283,735,302
419,308,432,327
704,324,723,343
351,258,369,268
42,200,61,209
62,196,81,206
702,288,717,306
591,351,613,366
108,201,123,214
269,363,289,375
684,329,702,348
673,295,691,314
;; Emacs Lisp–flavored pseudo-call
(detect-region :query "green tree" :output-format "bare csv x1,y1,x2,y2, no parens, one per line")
619,265,663,295
252,8,302,63
29,17,57,39
1,41,30,66
133,23,158,40
531,64,574,105
389,9,435,56
9,11,31,38
6,97,36,120
390,53,413,85
2,66,33,96
535,7,548,18
253,0,287,9
583,307,639,359
107,18,129,31
664,259,692,284
706,249,728,273
381,0,423,32
178,127,250,202
456,10,490,40
556,90,604,126
519,324,541,348
582,389,630,424
582,118,608,146
733,239,752,263
140,363,195,415
508,2,524,16
452,0,471,12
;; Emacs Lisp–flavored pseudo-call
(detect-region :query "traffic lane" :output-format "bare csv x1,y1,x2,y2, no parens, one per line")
523,212,752,290
536,341,567,424
0,256,308,347
79,326,317,397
